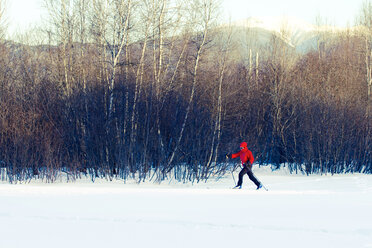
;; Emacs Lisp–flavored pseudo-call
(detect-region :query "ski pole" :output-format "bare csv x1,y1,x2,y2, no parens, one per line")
231,162,237,186
226,154,236,186
231,169,236,185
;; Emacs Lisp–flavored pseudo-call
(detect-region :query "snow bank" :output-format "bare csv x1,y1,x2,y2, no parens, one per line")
0,167,371,248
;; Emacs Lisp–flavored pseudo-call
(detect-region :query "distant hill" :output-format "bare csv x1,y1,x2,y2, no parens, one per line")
222,16,361,54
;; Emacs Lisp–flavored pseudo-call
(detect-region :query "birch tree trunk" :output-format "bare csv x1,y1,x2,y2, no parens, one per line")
358,1,372,170
128,0,152,171
204,24,233,179
107,0,132,122
164,0,217,175
45,0,75,97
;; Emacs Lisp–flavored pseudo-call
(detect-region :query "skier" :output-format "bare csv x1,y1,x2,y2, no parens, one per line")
226,142,262,189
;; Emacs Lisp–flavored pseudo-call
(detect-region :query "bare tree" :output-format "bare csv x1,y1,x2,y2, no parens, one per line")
164,0,219,175
264,21,298,164
125,0,155,173
148,0,191,175
44,0,77,97
203,21,233,178
357,0,372,171
0,0,7,39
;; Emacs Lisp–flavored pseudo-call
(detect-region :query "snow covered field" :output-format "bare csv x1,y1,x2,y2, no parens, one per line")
1,167,371,248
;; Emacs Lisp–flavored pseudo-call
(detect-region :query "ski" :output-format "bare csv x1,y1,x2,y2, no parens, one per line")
260,184,269,191
231,185,268,191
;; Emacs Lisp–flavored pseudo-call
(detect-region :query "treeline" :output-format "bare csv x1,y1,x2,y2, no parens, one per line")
0,0,371,183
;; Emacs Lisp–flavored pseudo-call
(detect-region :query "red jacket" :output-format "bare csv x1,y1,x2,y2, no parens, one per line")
231,142,254,165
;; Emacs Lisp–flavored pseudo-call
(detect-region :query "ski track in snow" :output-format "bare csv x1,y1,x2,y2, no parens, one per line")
0,168,371,248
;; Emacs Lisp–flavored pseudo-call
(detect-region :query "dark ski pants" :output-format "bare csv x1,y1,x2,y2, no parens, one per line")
237,164,261,187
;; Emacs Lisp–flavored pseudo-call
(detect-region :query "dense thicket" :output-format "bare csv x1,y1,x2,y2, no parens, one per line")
0,0,371,182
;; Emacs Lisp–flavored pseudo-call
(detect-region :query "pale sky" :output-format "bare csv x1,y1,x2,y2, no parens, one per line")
4,0,365,37
222,0,363,27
